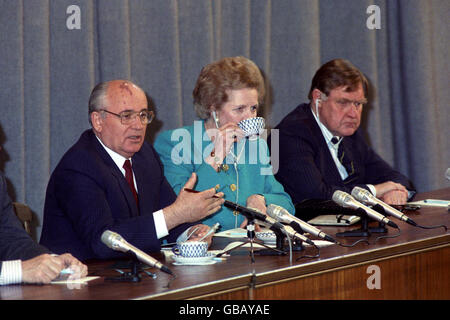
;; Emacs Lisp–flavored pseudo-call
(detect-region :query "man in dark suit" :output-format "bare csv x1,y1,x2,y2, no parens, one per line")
272,59,414,209
1,170,87,285
40,80,224,261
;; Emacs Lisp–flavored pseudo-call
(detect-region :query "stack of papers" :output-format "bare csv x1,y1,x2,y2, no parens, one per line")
407,199,450,207
51,276,99,285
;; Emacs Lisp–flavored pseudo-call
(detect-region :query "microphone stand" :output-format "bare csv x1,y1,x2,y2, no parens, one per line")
368,204,388,234
336,208,372,238
248,219,256,263
105,251,157,283
218,217,286,262
285,221,307,252
257,223,302,256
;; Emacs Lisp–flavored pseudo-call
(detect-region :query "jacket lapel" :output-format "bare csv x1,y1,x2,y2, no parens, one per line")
306,107,344,183
90,131,140,217
110,168,140,217
131,159,146,215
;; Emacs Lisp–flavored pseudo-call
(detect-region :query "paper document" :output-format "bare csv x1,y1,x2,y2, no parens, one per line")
407,199,450,207
51,276,99,285
214,227,248,238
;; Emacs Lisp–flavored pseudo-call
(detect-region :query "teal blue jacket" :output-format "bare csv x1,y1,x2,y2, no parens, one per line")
154,121,294,230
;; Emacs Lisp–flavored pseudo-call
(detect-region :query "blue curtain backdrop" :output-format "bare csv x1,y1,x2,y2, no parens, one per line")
0,0,449,240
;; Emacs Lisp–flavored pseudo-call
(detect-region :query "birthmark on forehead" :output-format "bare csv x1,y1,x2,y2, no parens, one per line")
119,82,133,96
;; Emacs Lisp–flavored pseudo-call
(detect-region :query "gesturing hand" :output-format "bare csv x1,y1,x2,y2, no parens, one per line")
164,173,224,229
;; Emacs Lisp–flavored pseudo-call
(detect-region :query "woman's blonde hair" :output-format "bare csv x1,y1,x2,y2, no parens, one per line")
193,56,265,119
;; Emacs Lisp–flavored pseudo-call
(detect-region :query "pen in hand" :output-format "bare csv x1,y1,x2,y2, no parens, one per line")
184,188,221,199
197,223,221,242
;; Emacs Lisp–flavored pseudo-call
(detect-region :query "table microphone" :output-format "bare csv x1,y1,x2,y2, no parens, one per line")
332,190,398,229
222,200,315,245
351,187,417,226
266,204,337,243
101,230,173,275
183,189,315,244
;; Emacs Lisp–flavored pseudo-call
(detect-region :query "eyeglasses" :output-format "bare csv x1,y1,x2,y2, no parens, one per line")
99,109,154,125
319,91,367,110
332,98,367,110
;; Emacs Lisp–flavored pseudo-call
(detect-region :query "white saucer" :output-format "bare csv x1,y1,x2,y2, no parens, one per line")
172,252,216,265
256,231,277,245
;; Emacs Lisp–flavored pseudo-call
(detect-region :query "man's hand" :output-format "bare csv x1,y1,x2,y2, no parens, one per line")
380,189,408,205
58,253,88,280
374,181,408,205
21,253,88,284
164,173,224,230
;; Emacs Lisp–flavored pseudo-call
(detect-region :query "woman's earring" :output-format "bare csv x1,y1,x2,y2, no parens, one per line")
212,111,220,128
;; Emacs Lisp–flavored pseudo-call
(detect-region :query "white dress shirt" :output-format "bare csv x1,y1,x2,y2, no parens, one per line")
311,108,377,196
0,260,22,285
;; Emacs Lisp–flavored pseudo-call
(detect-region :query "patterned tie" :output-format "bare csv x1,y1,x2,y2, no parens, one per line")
333,138,355,178
123,160,139,207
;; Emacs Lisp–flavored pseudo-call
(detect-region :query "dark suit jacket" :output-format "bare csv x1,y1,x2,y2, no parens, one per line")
40,129,190,261
271,103,415,206
1,172,49,270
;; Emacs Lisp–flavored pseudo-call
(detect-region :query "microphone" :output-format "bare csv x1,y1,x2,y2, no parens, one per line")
351,187,417,226
101,230,173,275
332,190,398,229
266,204,337,243
223,200,315,245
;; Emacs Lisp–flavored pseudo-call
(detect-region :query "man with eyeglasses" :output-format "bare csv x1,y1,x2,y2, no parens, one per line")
271,59,415,215
40,80,224,261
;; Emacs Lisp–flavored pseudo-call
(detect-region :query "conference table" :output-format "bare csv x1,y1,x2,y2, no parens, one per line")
1,188,449,300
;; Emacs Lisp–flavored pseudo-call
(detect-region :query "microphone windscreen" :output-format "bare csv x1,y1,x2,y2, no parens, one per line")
332,190,346,204
266,204,280,218
101,230,119,248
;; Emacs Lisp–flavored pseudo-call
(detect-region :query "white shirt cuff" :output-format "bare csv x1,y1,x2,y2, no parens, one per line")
153,209,169,239
0,260,22,285
367,184,377,197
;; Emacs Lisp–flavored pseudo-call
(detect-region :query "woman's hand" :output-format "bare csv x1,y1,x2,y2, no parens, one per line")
205,123,245,170
239,194,266,231
187,224,214,246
